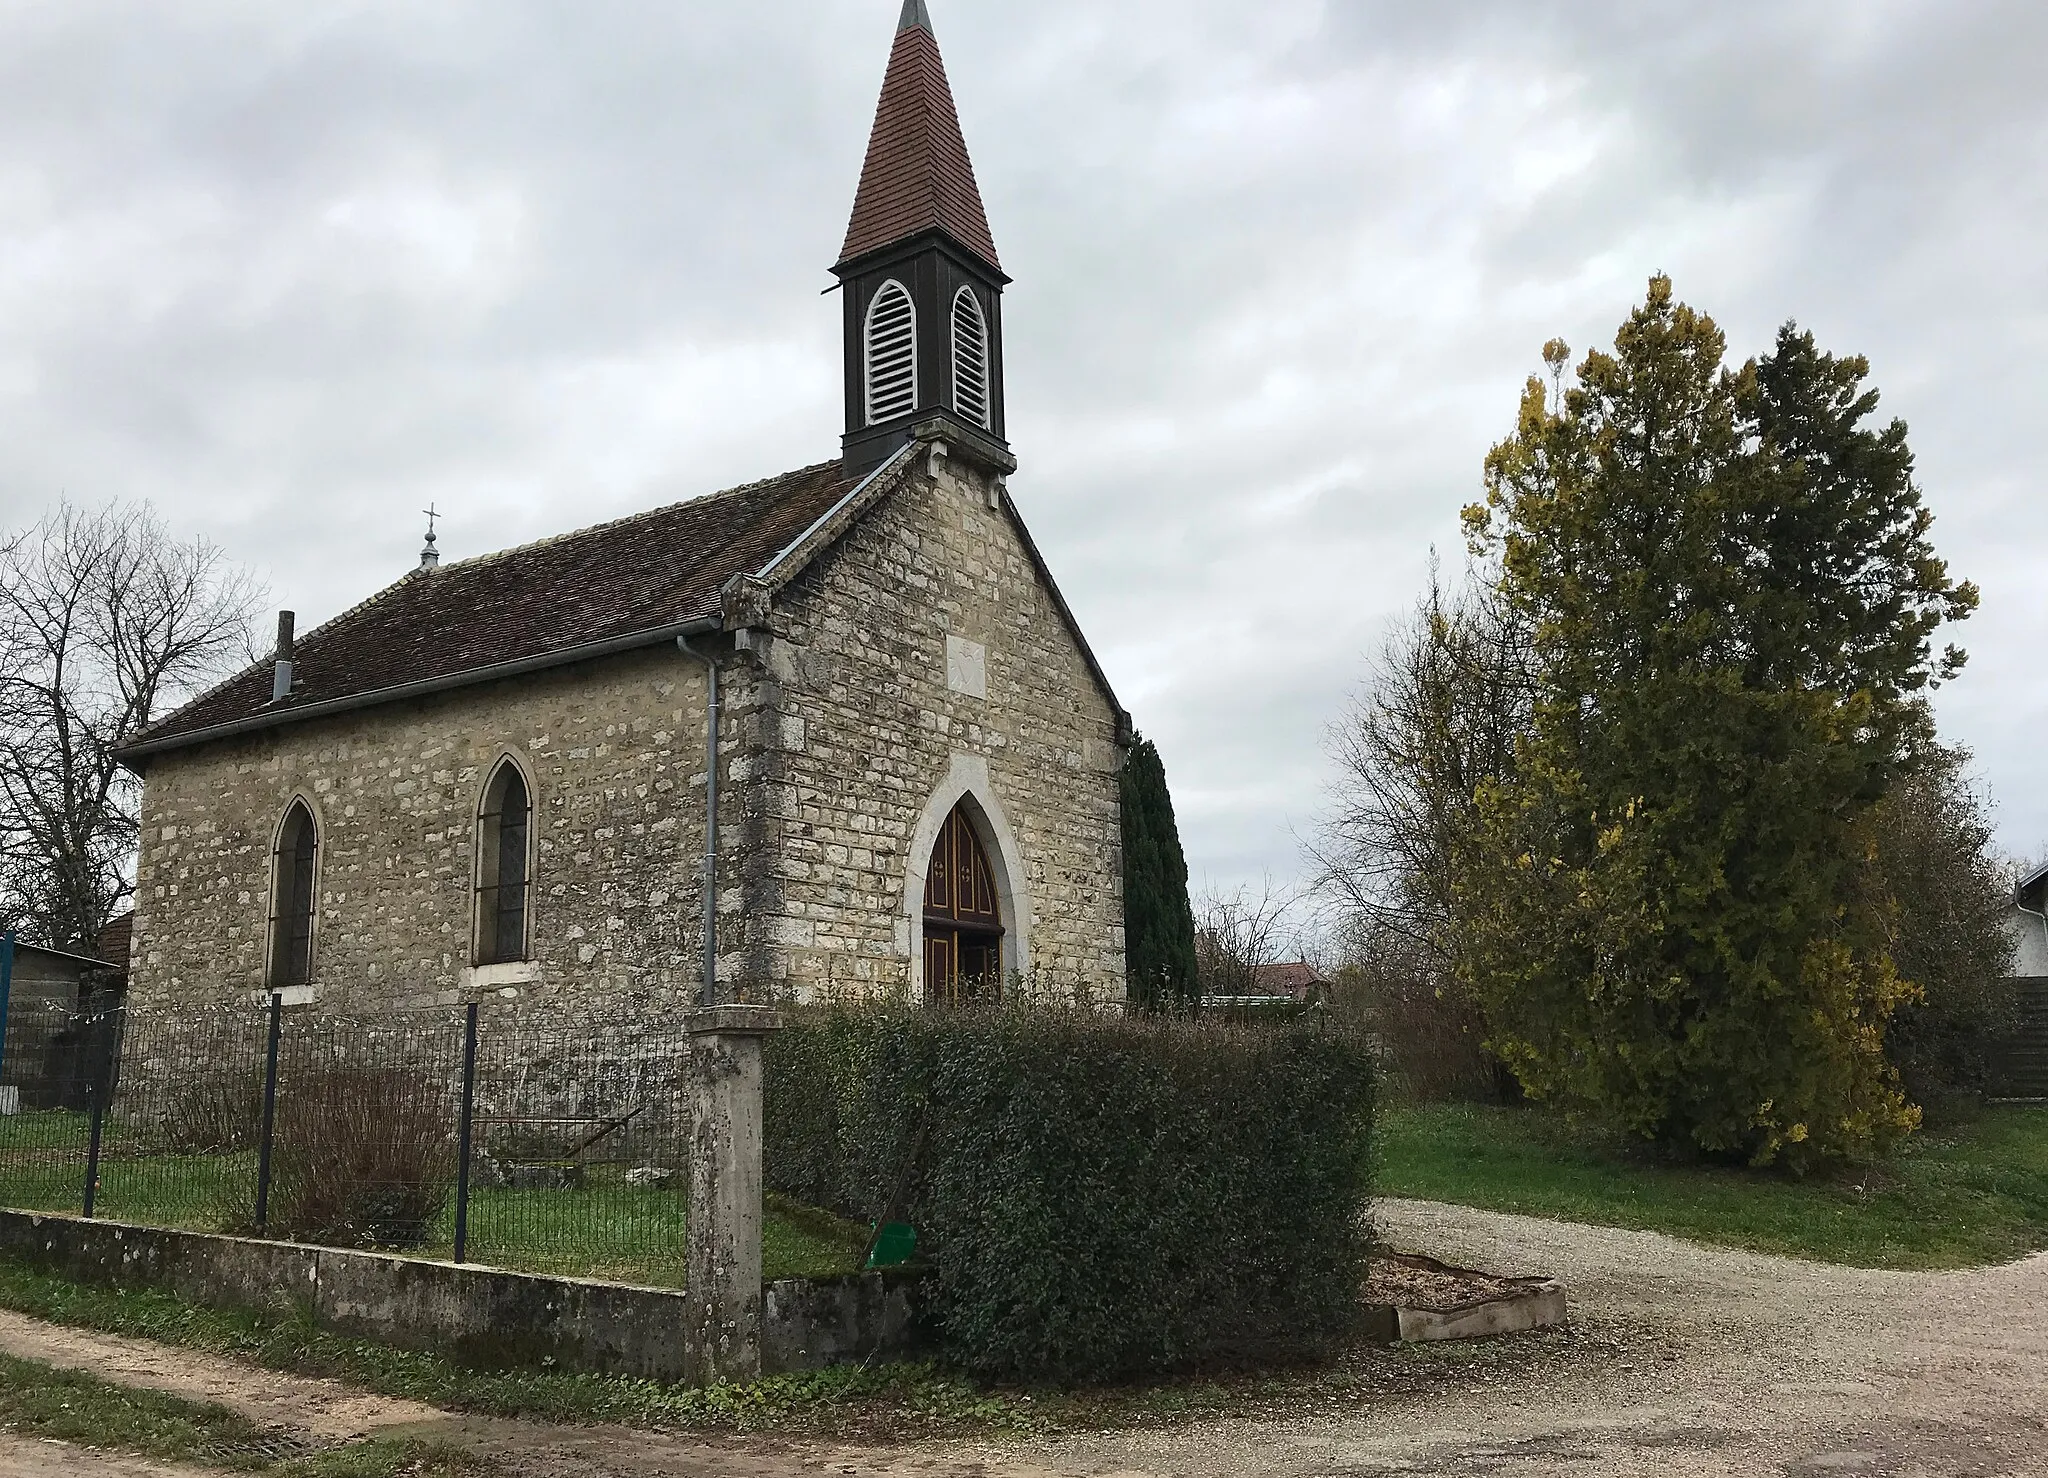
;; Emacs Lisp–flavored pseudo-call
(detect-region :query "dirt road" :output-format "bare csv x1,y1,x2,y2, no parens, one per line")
2,1198,2043,1477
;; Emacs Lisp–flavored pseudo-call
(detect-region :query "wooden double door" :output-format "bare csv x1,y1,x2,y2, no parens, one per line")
923,803,1004,1006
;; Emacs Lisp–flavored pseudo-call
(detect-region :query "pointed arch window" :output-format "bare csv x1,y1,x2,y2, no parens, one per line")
950,286,991,429
476,761,532,966
863,279,918,425
268,802,319,988
922,803,1003,1007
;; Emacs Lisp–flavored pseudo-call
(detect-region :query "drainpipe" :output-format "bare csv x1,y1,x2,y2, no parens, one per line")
676,637,722,1007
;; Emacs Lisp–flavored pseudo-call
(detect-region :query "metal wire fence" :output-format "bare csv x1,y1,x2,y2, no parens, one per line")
0,995,700,1287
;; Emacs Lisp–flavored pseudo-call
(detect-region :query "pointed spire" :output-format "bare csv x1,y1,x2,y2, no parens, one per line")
838,2,1000,272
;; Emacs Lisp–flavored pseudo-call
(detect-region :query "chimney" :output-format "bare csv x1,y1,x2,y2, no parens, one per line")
271,611,296,703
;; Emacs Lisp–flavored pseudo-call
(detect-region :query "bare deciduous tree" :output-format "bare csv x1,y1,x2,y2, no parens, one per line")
1308,562,1534,968
1193,880,1306,999
1305,562,1534,1100
0,503,262,947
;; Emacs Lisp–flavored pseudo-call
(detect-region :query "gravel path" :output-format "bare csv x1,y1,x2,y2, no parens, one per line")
2,1199,2044,1477
983,1198,2048,1476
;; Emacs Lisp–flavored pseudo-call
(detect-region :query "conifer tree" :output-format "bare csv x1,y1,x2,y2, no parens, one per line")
1120,737,1199,1011
1459,277,1976,1167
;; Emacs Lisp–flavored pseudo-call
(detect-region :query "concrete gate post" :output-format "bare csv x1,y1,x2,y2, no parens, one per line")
683,1005,783,1386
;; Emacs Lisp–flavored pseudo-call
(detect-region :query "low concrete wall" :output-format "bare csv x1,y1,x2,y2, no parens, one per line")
0,1209,923,1381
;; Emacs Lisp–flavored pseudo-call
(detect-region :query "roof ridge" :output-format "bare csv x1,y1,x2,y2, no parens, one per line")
123,461,845,750
425,460,842,580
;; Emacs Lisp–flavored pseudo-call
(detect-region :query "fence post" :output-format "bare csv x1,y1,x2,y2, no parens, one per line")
682,1005,783,1387
253,992,283,1232
82,1021,107,1218
453,1002,479,1264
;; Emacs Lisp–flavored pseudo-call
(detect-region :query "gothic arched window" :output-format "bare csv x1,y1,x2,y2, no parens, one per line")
268,802,319,988
863,279,918,425
922,803,1003,1006
476,761,532,966
950,286,991,429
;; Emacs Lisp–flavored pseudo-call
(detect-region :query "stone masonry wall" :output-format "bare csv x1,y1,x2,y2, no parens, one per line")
732,449,1127,1003
128,449,1127,1018
127,646,714,1020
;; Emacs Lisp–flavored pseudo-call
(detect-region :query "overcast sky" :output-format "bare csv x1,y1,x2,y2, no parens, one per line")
0,0,2042,903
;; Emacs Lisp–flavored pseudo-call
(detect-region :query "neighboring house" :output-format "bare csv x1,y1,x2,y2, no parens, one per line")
1201,962,1331,1016
1252,962,1333,1006
2012,862,2048,980
112,6,1129,1022
2003,863,2048,1101
0,918,129,1111
3,940,116,1016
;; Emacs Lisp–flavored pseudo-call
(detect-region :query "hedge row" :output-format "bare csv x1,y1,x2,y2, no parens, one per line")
763,1006,1376,1383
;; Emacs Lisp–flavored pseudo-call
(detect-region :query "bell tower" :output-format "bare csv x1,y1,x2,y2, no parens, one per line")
836,1,1012,479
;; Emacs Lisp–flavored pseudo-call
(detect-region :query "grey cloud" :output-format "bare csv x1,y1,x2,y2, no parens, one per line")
0,0,2040,898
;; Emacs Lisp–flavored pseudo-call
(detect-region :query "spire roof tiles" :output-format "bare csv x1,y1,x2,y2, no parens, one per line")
838,5,1000,273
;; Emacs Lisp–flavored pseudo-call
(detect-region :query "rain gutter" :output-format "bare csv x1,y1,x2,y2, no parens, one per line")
114,616,723,767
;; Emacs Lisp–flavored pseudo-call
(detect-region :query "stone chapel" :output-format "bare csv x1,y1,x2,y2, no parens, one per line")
116,3,1131,1017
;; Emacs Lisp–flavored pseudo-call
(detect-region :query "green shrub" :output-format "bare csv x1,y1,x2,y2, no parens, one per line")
765,1006,1376,1383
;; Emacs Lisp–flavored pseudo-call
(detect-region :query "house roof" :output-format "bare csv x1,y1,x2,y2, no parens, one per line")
837,3,1001,272
121,462,856,759
1252,962,1332,999
2021,860,2048,912
10,939,119,972
94,913,133,975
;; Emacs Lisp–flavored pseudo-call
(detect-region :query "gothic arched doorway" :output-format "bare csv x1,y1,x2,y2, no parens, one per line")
923,802,1004,1006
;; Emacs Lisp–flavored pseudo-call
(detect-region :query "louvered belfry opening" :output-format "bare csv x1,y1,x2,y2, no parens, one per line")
863,280,919,425
269,802,319,988
950,286,990,429
923,802,1004,1006
834,2,1011,477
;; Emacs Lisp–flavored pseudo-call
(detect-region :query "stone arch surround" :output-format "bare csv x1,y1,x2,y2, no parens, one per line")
899,752,1031,1001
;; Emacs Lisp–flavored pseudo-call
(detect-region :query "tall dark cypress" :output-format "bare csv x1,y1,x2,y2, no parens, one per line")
1120,737,1199,1011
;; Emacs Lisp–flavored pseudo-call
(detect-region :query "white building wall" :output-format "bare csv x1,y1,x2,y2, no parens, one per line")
2013,906,2048,977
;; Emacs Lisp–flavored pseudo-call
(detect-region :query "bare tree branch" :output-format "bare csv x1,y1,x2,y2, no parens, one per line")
1193,878,1309,998
0,501,263,946
1305,559,1536,972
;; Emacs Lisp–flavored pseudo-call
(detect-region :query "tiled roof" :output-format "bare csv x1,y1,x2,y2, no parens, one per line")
1252,962,1331,1000
93,912,133,974
838,9,1001,271
127,463,855,753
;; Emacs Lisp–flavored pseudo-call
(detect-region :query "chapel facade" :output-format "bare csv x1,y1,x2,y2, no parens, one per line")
117,3,1130,1018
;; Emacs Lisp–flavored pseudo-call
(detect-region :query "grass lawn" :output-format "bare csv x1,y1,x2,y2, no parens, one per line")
0,1110,865,1287
0,1349,492,1476
1377,1100,2048,1269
